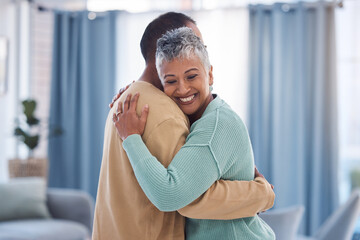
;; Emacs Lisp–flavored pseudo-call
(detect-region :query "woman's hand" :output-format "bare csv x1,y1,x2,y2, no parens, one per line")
112,93,149,141
109,81,134,108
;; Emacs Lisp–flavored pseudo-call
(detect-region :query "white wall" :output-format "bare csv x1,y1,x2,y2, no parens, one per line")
336,0,360,203
0,2,18,181
30,7,54,159
0,1,41,181
116,8,249,122
0,0,83,182
193,9,249,122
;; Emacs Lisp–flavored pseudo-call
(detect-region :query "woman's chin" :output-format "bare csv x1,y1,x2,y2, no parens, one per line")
179,106,195,116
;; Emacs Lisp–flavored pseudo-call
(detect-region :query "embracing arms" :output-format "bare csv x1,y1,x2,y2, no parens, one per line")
179,175,274,219
112,91,274,218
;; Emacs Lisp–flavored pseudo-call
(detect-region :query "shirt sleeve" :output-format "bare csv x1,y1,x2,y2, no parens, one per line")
178,177,275,219
143,118,189,168
140,117,275,219
123,134,220,212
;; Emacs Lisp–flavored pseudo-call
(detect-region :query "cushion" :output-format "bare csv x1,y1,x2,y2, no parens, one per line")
0,177,51,221
0,219,89,240
314,189,360,240
260,205,304,240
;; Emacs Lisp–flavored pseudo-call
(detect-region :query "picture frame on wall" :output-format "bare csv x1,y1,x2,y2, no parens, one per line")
0,36,9,96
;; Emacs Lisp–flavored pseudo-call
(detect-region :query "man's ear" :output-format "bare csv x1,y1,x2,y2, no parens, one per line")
209,65,214,86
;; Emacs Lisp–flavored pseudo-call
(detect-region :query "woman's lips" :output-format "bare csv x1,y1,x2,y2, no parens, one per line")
179,94,195,103
175,94,198,107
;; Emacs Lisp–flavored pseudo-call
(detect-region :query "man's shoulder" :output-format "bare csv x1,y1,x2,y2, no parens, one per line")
129,81,162,95
123,81,189,127
125,81,172,104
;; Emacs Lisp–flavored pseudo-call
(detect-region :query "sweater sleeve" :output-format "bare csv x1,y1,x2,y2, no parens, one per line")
178,177,275,219
123,134,220,212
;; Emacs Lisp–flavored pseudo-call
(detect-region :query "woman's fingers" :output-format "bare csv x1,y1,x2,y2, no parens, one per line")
112,112,117,122
112,101,123,122
114,93,120,101
109,81,135,109
123,93,132,111
109,93,119,108
140,104,149,124
111,93,149,140
129,93,139,112
112,93,140,122
118,87,125,95
116,101,123,116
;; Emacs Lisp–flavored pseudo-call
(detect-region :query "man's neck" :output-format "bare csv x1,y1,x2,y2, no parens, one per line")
138,64,163,91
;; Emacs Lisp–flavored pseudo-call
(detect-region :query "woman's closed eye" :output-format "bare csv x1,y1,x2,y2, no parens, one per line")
187,74,198,80
166,79,177,84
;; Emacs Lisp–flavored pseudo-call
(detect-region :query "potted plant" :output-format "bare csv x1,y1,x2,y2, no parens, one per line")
8,99,61,178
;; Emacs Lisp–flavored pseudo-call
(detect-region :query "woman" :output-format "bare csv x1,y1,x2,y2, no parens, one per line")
113,27,275,240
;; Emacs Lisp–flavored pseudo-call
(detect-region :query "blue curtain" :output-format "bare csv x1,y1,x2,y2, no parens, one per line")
248,2,338,235
48,11,117,198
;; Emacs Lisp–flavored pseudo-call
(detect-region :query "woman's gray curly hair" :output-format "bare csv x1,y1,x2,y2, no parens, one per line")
155,27,211,78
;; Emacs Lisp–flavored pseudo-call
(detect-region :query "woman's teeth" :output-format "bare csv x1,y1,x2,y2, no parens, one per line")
180,95,195,103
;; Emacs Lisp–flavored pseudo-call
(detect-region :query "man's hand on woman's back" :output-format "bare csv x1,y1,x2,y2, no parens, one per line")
255,167,274,190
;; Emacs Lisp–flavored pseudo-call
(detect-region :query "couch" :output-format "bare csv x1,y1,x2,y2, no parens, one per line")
260,189,360,240
0,178,94,240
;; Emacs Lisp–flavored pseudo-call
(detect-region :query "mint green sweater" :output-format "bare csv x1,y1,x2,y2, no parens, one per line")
123,96,275,240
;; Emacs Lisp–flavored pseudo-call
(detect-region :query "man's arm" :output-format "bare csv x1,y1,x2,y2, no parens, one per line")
178,177,275,219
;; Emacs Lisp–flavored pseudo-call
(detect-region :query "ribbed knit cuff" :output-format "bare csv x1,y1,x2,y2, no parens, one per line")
122,134,150,169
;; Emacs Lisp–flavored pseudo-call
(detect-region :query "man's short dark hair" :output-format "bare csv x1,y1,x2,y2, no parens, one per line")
140,12,196,63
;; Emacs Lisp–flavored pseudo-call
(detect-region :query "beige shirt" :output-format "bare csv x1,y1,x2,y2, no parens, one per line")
92,81,274,240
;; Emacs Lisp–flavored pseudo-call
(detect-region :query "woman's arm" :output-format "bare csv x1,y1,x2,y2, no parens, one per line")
123,133,220,211
114,93,273,216
144,116,275,219
113,93,220,211
141,109,275,219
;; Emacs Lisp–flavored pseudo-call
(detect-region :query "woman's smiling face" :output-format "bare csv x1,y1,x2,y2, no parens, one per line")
160,54,213,122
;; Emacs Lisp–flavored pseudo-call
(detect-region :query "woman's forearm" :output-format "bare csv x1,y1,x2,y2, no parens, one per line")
123,134,220,211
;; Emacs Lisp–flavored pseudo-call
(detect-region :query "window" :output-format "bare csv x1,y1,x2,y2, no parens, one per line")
30,6,53,158
336,0,360,203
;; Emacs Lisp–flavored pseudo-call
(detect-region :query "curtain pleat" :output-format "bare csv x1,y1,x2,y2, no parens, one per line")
248,2,338,235
48,11,117,198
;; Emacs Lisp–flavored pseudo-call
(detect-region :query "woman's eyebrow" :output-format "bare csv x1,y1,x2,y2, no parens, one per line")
185,68,198,74
164,74,175,79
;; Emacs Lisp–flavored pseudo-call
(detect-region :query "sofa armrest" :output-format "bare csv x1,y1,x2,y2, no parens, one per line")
46,188,95,232
260,205,304,240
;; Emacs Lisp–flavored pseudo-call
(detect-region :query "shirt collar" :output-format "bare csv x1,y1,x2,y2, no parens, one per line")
201,94,223,117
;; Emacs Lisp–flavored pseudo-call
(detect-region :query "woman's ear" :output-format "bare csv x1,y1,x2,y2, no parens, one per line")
209,65,214,86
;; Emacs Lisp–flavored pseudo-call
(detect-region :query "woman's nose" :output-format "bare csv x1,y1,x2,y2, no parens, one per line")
177,81,190,95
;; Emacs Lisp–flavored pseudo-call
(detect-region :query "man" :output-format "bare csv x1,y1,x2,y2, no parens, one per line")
92,12,275,240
